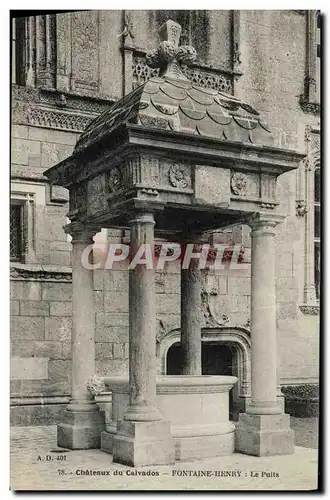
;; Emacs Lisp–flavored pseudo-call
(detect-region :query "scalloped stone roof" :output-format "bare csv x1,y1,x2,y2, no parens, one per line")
74,19,273,154
74,75,273,153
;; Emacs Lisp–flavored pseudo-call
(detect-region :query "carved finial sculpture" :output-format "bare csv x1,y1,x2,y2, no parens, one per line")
86,374,105,396
146,19,197,80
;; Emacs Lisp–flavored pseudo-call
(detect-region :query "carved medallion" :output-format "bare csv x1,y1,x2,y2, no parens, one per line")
169,164,188,189
231,172,248,196
108,167,121,192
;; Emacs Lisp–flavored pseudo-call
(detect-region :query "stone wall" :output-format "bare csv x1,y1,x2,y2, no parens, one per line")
10,10,320,424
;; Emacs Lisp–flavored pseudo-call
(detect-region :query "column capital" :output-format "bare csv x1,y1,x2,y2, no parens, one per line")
248,212,286,235
128,212,155,227
64,222,101,244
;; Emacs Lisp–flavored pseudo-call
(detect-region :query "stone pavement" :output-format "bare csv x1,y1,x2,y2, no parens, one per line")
10,425,318,491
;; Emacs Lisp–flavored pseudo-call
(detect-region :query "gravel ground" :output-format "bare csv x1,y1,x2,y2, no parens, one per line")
291,417,319,449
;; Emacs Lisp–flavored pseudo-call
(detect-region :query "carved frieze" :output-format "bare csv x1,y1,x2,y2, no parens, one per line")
27,106,93,133
12,84,115,133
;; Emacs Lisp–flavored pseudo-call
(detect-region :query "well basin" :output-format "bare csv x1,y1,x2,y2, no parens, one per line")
100,375,237,461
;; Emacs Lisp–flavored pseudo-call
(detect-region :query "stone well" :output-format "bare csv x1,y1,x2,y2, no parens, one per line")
100,375,237,461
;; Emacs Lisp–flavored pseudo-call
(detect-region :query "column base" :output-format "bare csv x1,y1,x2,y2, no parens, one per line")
113,419,175,467
235,413,294,456
57,407,105,450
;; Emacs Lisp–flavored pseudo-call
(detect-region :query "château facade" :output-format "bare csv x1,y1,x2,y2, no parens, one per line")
10,10,320,425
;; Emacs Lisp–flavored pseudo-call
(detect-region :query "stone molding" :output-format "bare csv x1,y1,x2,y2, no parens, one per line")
10,263,72,282
299,304,320,315
103,375,237,395
10,396,71,406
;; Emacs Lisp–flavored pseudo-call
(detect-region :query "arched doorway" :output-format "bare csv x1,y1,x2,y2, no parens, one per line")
167,342,235,418
157,326,252,420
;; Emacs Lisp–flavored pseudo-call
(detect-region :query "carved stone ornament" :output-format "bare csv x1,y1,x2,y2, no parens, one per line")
10,265,72,282
296,200,308,217
299,94,321,115
141,188,159,196
231,172,248,195
299,305,319,315
108,167,121,192
132,56,233,93
120,11,135,40
260,202,276,209
201,271,230,327
233,42,242,65
156,318,167,345
169,164,188,189
86,374,106,396
146,20,197,81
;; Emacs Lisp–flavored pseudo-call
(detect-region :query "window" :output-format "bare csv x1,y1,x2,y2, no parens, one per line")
11,18,16,84
10,202,24,261
10,182,46,264
298,127,320,312
299,10,321,114
11,16,26,86
314,168,320,300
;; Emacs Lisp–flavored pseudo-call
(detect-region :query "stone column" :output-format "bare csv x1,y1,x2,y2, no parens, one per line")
57,222,105,449
181,251,202,375
235,214,294,456
113,212,174,466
